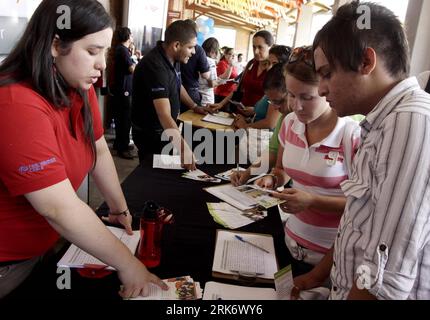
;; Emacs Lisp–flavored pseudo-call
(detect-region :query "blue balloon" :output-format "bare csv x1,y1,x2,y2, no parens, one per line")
206,18,214,28
197,32,205,45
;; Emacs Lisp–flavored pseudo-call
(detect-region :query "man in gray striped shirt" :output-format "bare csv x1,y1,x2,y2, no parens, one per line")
291,1,430,300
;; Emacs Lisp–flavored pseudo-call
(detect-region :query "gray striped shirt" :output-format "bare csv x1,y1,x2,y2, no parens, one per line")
330,77,430,300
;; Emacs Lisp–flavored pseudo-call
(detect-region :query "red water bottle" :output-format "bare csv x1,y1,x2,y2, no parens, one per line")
137,201,162,268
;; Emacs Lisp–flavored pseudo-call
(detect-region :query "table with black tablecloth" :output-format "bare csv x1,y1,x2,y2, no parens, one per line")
6,163,290,300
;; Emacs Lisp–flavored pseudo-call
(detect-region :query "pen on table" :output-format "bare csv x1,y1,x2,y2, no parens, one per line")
234,235,270,253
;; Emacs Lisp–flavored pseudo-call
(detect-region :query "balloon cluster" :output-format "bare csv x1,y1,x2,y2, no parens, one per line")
196,17,215,45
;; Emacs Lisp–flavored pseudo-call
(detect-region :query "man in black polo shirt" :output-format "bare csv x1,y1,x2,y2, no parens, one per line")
132,20,208,170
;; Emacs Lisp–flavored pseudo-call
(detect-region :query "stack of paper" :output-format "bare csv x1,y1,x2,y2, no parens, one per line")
207,202,267,229
130,276,203,300
203,265,330,300
153,154,183,170
57,226,140,270
202,112,234,126
182,169,221,183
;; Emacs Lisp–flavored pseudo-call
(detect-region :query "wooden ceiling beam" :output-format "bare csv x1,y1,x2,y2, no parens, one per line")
190,3,262,27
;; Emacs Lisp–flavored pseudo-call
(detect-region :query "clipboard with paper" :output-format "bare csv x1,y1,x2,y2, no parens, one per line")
211,229,278,284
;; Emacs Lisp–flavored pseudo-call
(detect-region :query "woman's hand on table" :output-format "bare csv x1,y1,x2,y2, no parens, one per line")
118,259,168,299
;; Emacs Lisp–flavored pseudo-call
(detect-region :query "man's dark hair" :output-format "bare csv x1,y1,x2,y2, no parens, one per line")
238,53,243,58
165,20,197,45
202,37,220,56
313,1,409,79
254,30,274,46
115,27,132,43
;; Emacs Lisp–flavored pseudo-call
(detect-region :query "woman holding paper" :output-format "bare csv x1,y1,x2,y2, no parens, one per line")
0,0,166,299
230,62,292,186
254,46,361,276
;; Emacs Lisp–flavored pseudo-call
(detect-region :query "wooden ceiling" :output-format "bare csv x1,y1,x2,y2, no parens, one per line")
185,0,333,32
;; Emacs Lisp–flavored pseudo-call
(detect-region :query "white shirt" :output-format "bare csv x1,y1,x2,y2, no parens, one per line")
199,57,217,106
331,77,430,300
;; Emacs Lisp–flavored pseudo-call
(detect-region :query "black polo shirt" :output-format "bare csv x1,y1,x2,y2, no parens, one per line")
131,42,181,140
180,44,209,91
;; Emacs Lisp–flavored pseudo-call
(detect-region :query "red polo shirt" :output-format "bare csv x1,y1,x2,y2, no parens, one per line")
0,82,103,261
241,61,267,106
214,59,238,98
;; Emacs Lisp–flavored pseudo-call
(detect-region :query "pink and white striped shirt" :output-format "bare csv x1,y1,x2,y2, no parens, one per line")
279,113,360,253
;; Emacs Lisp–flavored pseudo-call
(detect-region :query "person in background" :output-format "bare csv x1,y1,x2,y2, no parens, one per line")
199,37,220,106
0,0,167,299
132,20,209,169
179,20,211,112
210,30,274,112
109,27,136,159
255,46,361,277
293,1,430,300
233,45,292,130
214,47,238,103
235,53,245,75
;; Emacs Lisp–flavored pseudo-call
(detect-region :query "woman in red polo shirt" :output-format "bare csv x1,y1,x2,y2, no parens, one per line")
214,47,238,103
0,0,166,299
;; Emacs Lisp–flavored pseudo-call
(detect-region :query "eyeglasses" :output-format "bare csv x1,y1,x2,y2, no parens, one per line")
267,94,287,106
288,46,314,68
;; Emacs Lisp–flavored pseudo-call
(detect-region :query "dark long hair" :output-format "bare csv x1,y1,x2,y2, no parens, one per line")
0,0,113,166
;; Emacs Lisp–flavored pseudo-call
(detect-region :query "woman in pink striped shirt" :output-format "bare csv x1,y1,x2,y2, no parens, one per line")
255,46,361,277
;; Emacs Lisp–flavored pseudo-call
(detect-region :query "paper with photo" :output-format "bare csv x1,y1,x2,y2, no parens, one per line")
130,276,202,300
182,169,221,183
205,184,284,211
214,167,246,181
207,202,267,229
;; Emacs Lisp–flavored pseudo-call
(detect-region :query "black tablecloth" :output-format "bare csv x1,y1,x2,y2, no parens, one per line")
6,163,290,300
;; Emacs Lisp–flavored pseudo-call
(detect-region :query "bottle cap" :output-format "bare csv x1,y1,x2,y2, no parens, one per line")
142,201,159,220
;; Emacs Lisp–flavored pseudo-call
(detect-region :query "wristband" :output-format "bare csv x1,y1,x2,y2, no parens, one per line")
109,209,129,217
